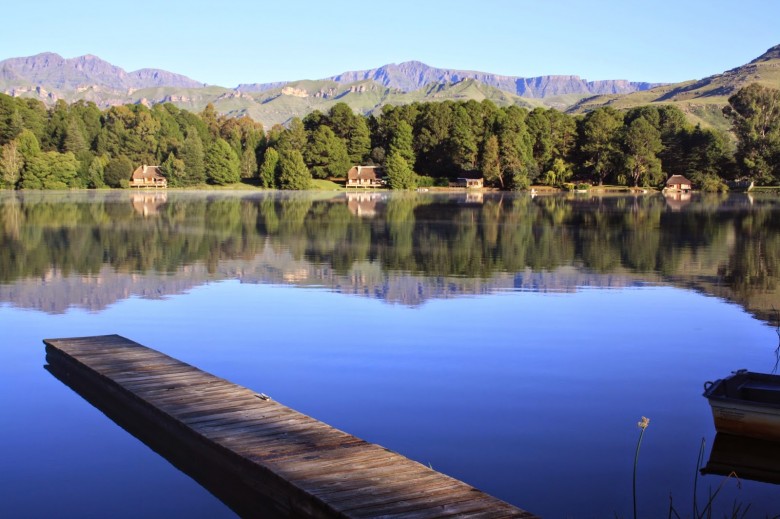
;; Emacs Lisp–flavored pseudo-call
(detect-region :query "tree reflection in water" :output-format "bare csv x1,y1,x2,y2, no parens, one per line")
0,190,777,323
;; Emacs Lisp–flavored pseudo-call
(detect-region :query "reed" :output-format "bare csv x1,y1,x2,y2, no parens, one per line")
665,437,762,519
632,425,774,519
633,416,650,519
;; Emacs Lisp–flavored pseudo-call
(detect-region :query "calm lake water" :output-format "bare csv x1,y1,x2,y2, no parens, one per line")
1,190,779,518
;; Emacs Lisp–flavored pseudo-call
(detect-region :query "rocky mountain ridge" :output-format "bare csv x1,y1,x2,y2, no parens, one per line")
2,52,659,99
236,60,660,97
0,52,206,90
324,60,660,97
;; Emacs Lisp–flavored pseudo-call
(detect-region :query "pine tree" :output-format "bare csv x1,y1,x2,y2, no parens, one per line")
205,138,240,185
277,149,312,190
180,128,206,185
259,147,280,188
161,152,187,187
622,117,663,187
385,151,416,190
240,147,258,180
389,120,415,166
305,126,350,179
480,134,501,187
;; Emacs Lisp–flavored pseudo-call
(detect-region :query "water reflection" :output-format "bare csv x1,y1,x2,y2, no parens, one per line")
703,433,780,485
131,192,168,217
44,355,254,517
0,190,778,323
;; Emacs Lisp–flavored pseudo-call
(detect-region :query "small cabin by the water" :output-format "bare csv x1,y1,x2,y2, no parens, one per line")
346,166,385,188
452,174,484,189
131,165,167,188
665,175,692,192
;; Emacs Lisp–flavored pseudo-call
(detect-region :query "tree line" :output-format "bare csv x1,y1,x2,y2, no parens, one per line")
0,83,778,190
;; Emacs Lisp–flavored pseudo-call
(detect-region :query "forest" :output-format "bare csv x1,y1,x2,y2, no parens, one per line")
0,83,778,190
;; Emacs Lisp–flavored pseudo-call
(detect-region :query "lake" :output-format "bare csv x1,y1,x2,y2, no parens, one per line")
1,189,779,518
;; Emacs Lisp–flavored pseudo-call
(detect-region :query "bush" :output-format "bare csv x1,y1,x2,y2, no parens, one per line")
512,173,531,191
103,156,134,188
415,175,436,187
698,174,729,193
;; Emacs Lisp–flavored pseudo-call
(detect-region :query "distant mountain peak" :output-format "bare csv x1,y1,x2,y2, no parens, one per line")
0,52,205,91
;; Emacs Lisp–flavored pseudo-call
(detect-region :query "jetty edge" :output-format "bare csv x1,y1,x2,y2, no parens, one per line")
44,334,537,518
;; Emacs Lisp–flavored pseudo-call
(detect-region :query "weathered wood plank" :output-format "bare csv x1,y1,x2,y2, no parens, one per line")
43,335,537,518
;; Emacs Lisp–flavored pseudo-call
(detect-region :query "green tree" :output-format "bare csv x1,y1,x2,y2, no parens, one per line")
277,118,307,154
683,125,732,180
480,134,501,186
205,138,240,185
20,151,79,189
277,149,312,190
449,105,479,171
527,107,553,174
0,95,24,144
259,147,280,188
161,152,187,187
389,120,415,165
86,155,108,189
200,103,220,140
16,129,41,160
63,118,88,154
547,109,577,164
44,100,70,151
180,128,206,185
724,83,780,184
542,158,573,187
414,102,452,175
622,117,663,187
347,116,371,164
0,140,23,188
326,102,372,163
579,107,623,185
495,106,535,189
305,125,350,179
385,151,416,190
103,155,133,188
240,148,258,180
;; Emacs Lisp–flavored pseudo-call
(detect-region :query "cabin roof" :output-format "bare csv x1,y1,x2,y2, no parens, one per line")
666,175,692,186
457,172,484,180
132,165,165,181
347,165,383,181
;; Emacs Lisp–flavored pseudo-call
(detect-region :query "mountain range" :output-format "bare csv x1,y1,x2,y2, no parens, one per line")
2,45,779,130
237,60,658,98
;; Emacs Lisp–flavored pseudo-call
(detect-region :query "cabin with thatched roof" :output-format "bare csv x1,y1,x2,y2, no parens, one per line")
665,175,692,192
346,166,385,188
131,165,167,188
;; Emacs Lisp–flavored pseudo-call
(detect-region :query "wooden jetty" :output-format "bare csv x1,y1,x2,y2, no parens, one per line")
44,335,536,518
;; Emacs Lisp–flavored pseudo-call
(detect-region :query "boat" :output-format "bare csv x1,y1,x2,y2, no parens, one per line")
703,369,780,441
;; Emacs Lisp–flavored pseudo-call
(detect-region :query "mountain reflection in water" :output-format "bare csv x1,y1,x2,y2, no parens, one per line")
0,190,777,323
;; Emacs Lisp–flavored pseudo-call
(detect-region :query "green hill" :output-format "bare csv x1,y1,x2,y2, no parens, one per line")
208,78,538,127
568,44,780,131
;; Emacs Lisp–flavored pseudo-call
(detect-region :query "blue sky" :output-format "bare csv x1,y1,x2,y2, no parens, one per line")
2,0,777,87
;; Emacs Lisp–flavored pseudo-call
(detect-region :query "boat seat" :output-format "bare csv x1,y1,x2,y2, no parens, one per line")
739,382,780,405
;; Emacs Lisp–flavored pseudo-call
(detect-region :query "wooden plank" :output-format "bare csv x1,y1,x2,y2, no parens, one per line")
44,335,536,518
